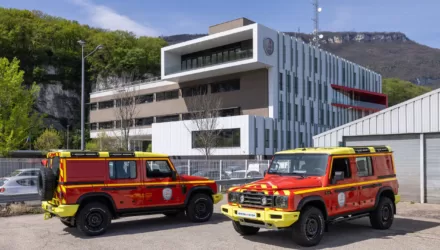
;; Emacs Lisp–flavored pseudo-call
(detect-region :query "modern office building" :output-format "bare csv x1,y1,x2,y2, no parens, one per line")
313,87,440,204
89,18,386,159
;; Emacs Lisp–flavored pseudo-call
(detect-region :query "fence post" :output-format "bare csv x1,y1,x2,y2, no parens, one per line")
219,160,222,180
187,159,191,175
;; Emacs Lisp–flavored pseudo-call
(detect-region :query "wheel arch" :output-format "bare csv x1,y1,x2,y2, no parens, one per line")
76,192,117,217
375,187,396,214
296,196,328,219
184,186,214,206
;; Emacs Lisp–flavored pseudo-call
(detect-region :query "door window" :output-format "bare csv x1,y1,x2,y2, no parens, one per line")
355,157,373,177
108,161,137,179
146,160,172,178
330,157,351,180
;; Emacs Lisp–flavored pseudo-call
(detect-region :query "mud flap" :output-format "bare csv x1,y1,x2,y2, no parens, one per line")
44,212,53,220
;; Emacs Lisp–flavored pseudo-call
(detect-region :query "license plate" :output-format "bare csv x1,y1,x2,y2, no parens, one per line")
237,210,257,219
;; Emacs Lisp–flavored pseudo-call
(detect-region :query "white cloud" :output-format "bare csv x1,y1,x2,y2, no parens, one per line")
70,0,159,37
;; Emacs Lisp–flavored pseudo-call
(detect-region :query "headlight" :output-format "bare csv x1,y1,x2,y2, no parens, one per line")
228,192,239,203
274,195,288,208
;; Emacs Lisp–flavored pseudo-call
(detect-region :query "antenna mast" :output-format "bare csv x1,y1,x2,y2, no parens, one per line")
312,0,323,47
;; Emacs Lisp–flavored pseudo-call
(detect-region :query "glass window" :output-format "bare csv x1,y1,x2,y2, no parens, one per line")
146,160,172,178
295,104,298,121
211,79,240,93
308,80,312,98
99,121,114,130
273,130,278,149
109,161,137,179
268,153,328,176
137,94,154,104
279,101,283,120
287,131,291,149
90,103,97,111
279,73,283,91
98,100,114,109
294,76,298,96
135,117,154,126
255,127,258,147
191,128,240,148
356,157,373,177
116,120,133,128
287,103,291,120
16,178,37,186
287,74,291,93
156,115,180,123
90,123,97,131
264,129,269,148
156,90,179,101
181,85,208,97
330,158,351,180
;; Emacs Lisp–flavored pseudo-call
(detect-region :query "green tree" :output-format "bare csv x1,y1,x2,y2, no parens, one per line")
86,131,119,151
146,143,152,152
34,127,62,151
0,57,42,156
383,78,431,106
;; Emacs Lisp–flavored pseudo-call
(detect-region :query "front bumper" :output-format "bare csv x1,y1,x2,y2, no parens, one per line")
221,204,300,229
42,201,79,219
395,194,401,204
212,193,223,204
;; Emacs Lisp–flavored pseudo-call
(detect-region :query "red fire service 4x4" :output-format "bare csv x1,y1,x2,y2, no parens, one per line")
221,146,400,247
38,151,223,236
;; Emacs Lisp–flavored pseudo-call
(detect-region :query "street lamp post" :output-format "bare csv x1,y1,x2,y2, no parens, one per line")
78,40,103,150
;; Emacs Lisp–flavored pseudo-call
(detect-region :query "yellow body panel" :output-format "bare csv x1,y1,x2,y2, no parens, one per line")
221,204,300,229
395,194,401,204
212,193,223,204
42,201,79,218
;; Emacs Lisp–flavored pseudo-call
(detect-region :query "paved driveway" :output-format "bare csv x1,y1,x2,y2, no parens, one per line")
1,200,440,250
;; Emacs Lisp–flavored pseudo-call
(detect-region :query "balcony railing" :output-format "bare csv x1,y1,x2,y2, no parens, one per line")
91,76,162,93
165,49,253,75
332,99,387,110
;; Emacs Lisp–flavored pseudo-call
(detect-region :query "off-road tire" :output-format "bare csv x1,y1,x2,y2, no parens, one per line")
232,220,260,235
37,167,56,201
292,206,325,247
186,193,213,223
60,218,75,228
75,202,112,236
369,196,394,230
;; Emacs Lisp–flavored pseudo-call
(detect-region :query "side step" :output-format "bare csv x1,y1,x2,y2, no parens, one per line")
325,213,370,232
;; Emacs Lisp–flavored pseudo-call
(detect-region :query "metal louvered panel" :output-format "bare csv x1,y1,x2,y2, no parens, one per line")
425,133,440,204
344,134,420,202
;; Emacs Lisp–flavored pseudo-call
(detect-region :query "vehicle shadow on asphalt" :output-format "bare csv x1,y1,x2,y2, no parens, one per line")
243,217,440,249
64,212,229,239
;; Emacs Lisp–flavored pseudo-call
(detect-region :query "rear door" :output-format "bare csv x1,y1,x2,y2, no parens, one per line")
143,158,183,207
105,159,144,209
355,155,378,210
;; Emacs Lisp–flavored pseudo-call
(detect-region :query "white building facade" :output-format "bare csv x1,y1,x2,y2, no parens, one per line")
89,18,385,159
313,88,440,204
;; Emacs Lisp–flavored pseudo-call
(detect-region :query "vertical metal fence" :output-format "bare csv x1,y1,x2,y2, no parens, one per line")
0,158,42,178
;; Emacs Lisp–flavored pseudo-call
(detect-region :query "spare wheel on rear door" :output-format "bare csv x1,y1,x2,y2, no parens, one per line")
38,167,56,201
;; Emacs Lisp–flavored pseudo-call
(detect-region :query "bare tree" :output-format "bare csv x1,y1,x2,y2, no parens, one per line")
111,71,140,151
184,87,223,159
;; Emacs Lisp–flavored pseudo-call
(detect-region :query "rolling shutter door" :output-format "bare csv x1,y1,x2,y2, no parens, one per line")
425,133,440,204
344,134,420,202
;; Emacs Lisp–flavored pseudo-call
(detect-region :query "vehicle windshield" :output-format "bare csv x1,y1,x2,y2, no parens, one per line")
268,153,329,176
10,170,21,176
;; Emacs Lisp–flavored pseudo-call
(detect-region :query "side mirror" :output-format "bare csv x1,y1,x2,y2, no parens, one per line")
171,171,177,181
263,170,267,177
332,171,344,184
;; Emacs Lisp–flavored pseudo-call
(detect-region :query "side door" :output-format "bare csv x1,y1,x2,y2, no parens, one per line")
328,156,360,215
105,159,144,210
144,158,184,207
357,155,380,210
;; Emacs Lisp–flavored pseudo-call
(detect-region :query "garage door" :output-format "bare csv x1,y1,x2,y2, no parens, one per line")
425,133,440,204
344,134,420,203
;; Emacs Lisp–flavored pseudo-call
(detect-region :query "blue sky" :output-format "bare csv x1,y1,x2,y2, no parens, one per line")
2,0,440,48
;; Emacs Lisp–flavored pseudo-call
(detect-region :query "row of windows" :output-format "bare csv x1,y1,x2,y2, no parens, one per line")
109,160,175,180
90,80,241,111
278,72,329,102
90,107,241,131
191,128,240,148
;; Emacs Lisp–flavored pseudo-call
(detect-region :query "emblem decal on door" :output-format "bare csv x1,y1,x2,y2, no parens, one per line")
338,192,346,207
163,188,173,201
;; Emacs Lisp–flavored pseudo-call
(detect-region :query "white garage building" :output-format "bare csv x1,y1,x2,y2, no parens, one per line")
313,88,440,204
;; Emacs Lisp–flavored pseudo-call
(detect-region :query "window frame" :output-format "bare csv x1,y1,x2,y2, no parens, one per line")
145,160,173,178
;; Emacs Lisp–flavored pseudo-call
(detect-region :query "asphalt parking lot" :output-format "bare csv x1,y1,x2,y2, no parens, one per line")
1,200,440,250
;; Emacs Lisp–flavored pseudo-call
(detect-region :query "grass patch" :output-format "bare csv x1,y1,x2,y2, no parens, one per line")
0,203,43,217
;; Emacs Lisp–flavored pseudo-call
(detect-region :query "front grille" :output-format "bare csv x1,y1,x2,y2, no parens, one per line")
240,191,273,208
